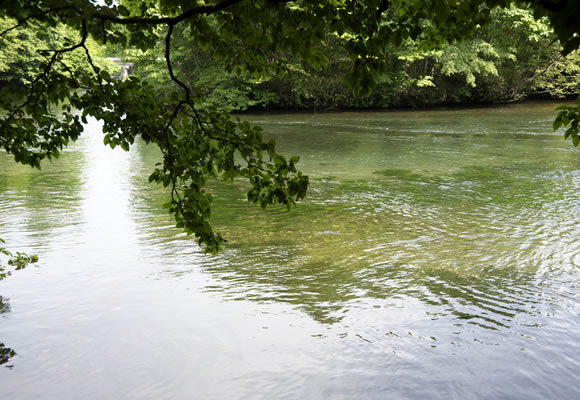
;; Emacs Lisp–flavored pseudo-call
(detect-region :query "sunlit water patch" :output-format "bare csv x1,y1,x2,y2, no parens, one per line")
1,102,579,399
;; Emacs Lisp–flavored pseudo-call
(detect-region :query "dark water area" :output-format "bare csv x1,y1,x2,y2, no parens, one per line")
1,102,579,399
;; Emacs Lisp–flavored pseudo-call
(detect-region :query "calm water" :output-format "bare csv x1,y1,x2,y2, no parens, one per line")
1,102,579,399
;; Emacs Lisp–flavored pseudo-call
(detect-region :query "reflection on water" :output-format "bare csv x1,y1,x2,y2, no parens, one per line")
0,296,15,368
0,343,15,368
1,102,580,399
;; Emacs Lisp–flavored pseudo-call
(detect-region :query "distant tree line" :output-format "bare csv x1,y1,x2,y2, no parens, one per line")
121,6,578,112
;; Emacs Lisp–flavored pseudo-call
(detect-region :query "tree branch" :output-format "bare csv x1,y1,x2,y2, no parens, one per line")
96,0,246,26
1,0,292,39
162,101,186,207
165,24,191,103
505,55,562,100
0,19,89,131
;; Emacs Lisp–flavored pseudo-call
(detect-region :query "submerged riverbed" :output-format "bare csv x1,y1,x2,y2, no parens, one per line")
1,102,579,399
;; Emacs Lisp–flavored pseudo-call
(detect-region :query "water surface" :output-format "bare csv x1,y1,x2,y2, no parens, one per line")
1,102,579,399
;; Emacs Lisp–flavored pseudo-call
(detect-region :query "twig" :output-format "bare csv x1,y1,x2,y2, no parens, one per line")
0,20,89,131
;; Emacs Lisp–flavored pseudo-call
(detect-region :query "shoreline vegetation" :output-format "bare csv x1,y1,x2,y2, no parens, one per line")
122,7,579,115
232,96,580,115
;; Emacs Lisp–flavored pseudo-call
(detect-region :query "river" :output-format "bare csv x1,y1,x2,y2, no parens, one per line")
1,101,579,399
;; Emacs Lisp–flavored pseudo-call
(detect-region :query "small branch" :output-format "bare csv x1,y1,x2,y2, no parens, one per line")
82,41,105,92
505,56,562,100
163,101,185,206
56,60,79,87
180,109,238,147
94,0,293,26
100,20,107,44
36,19,89,54
97,0,246,26
0,20,89,131
1,0,290,40
165,24,190,103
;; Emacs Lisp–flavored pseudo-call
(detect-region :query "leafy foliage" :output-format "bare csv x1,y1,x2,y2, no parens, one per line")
0,238,38,280
127,23,277,112
554,96,580,146
244,6,578,109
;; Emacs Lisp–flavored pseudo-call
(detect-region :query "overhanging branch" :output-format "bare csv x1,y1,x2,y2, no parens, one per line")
1,0,294,36
0,19,89,131
165,24,191,103
96,0,246,26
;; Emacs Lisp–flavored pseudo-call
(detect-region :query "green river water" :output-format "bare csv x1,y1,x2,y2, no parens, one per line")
0,101,579,399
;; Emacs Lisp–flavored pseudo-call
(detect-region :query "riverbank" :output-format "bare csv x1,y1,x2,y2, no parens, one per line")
237,97,578,116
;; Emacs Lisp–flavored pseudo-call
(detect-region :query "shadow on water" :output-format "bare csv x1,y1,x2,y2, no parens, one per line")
0,145,86,253
194,161,579,327
199,241,551,328
0,296,16,368
129,104,580,331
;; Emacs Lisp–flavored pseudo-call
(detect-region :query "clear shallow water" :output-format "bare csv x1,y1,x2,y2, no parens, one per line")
1,102,579,399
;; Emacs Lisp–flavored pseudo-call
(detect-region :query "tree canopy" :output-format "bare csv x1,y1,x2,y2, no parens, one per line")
1,0,579,254
127,6,576,111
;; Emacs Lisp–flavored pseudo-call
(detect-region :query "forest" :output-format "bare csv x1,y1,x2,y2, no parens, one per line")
2,5,578,113
125,6,580,112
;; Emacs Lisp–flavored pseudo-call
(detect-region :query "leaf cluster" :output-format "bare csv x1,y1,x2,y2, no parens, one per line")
554,96,580,146
0,238,38,281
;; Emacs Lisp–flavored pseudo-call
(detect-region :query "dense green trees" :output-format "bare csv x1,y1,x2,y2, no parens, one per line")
130,6,578,110
0,0,579,253
0,17,114,87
